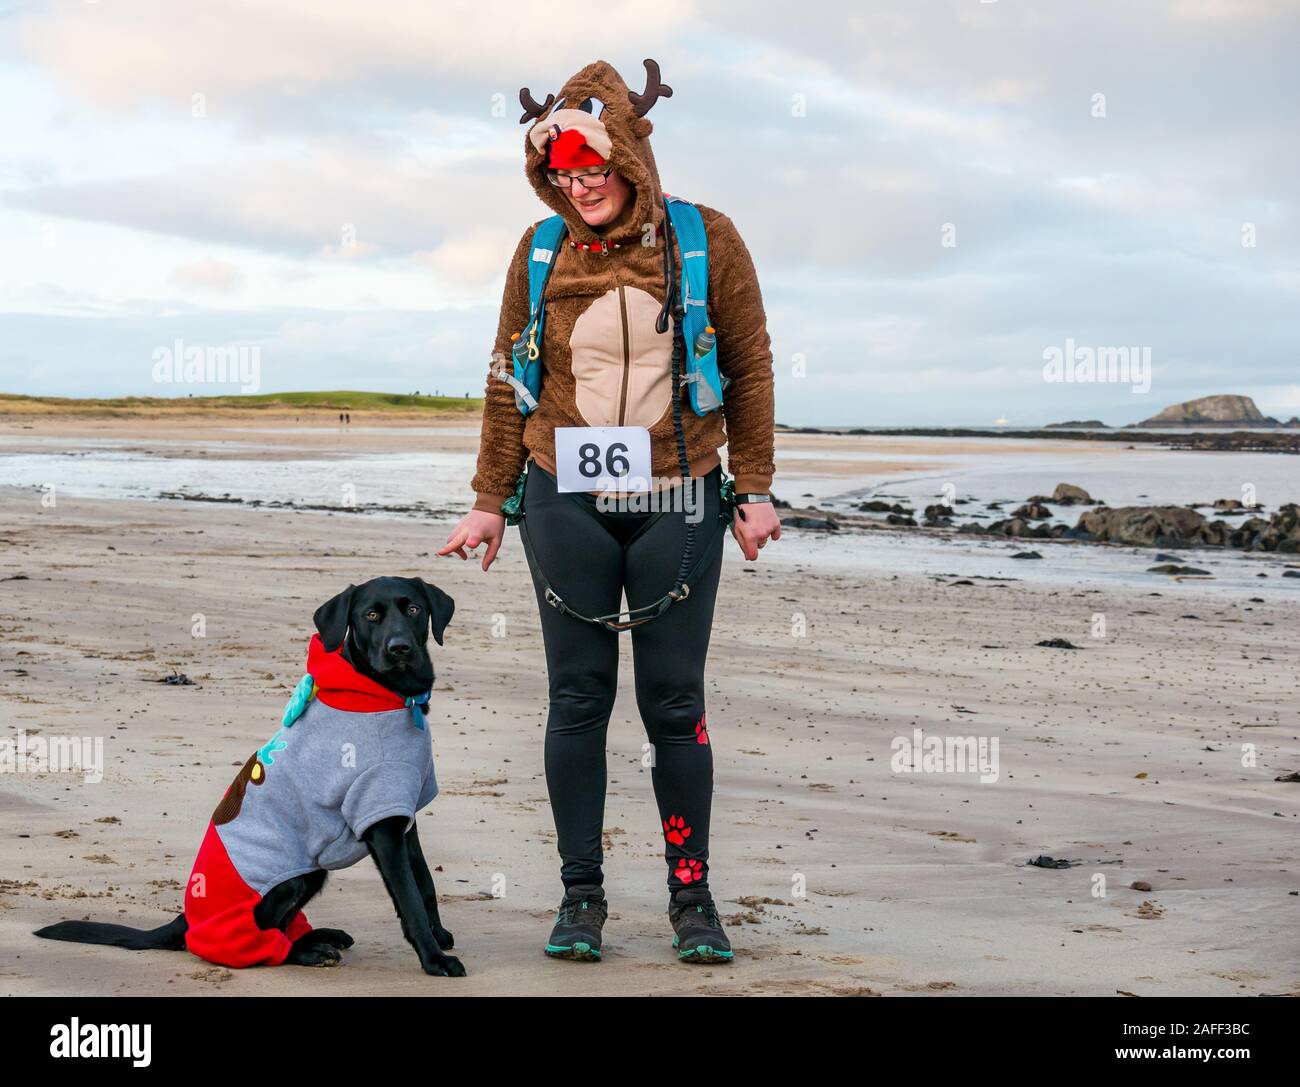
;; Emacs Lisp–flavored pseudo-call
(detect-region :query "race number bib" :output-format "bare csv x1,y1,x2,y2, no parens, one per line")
555,426,651,493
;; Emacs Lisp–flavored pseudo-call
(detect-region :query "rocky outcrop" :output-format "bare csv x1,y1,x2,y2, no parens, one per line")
1137,394,1272,427
857,500,912,515
923,503,954,525
1045,420,1107,429
1050,483,1095,505
982,517,1070,540
970,502,1300,552
1012,502,1052,520
1072,503,1300,552
780,515,838,531
1075,506,1213,547
1023,483,1097,507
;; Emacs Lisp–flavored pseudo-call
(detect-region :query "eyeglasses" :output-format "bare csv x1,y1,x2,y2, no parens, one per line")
546,168,613,190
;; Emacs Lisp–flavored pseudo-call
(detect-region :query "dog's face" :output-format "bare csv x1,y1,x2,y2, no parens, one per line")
313,577,454,698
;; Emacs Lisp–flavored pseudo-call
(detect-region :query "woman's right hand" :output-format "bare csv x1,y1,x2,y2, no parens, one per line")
438,510,506,572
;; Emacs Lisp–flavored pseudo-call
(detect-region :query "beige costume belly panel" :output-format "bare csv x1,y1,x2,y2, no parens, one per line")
568,286,673,428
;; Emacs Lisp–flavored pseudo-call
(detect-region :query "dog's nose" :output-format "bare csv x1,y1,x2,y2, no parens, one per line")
386,638,412,658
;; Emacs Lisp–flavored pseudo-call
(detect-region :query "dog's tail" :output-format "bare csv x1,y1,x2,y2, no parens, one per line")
34,913,189,951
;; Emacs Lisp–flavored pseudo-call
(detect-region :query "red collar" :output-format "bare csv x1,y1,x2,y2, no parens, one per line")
306,633,406,713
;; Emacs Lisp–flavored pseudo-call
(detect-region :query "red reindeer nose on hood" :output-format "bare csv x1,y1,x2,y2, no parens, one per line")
546,127,607,170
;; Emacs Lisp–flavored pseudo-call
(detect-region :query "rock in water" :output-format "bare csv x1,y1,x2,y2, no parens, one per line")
1051,482,1095,505
1137,393,1272,427
1012,501,1052,520
780,516,838,531
1076,505,1212,547
1147,564,1212,576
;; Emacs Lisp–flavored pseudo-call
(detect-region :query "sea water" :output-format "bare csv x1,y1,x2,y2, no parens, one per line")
1,430,1295,596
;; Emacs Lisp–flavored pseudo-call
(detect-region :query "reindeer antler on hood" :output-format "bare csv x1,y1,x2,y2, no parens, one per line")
518,59,672,243
518,87,554,126
627,59,673,117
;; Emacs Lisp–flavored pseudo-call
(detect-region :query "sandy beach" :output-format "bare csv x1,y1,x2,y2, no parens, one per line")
1,416,1297,997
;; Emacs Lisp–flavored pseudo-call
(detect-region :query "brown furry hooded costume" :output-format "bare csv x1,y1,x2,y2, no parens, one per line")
469,59,775,512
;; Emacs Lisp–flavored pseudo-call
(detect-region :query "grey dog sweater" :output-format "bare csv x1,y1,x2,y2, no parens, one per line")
215,697,438,895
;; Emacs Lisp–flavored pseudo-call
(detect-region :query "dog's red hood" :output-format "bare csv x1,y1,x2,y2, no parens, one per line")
306,633,408,713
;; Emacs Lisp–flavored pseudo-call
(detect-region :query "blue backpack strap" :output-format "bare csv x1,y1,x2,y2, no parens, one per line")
502,215,568,415
664,197,724,416
527,216,567,316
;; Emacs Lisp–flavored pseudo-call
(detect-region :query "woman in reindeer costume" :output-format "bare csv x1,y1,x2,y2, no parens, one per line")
441,58,778,963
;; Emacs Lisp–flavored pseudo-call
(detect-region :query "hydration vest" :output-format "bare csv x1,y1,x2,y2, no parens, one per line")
501,195,725,418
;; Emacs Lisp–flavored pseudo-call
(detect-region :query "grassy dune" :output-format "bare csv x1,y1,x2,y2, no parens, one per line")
0,390,484,418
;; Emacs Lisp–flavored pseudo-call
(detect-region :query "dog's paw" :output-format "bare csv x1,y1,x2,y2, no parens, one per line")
289,944,342,968
432,925,454,950
423,954,466,977
307,927,355,950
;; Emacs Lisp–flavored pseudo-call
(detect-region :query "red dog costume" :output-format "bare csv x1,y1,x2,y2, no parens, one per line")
183,635,437,967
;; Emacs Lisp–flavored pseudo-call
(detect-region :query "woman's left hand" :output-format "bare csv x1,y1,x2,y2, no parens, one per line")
731,501,781,561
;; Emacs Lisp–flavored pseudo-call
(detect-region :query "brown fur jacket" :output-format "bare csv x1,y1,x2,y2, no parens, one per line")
469,59,776,512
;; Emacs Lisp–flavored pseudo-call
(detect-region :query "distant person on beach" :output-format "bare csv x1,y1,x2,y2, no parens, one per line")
439,59,777,964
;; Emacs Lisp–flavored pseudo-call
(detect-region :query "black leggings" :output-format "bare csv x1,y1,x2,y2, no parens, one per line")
519,462,725,892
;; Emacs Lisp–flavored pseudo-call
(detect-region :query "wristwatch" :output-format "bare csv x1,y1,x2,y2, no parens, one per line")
733,493,773,505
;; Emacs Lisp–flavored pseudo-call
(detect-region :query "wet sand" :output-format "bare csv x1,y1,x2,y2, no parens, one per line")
1,417,1296,996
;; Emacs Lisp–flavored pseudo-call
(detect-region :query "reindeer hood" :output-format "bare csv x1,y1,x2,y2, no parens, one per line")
520,59,671,244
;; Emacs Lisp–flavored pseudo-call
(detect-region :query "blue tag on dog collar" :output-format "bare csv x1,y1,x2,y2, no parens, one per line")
405,691,431,731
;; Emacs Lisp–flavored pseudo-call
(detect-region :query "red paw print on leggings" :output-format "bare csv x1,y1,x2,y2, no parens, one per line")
674,858,704,884
663,814,692,846
694,713,710,745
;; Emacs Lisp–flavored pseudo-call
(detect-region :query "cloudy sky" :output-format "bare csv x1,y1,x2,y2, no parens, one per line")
1,0,1296,425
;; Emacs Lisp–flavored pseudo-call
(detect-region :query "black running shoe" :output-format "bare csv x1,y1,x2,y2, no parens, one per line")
544,884,607,961
669,887,733,963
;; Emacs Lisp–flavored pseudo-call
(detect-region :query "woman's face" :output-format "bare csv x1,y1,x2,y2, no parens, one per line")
563,168,634,229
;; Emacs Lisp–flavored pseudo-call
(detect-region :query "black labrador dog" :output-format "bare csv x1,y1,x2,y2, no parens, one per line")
36,576,465,977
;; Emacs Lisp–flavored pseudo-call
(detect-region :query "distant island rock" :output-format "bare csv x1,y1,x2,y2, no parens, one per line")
1134,394,1276,428
1045,419,1108,429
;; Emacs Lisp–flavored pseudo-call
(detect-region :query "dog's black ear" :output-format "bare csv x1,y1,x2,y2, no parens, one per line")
313,584,356,652
414,578,455,646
